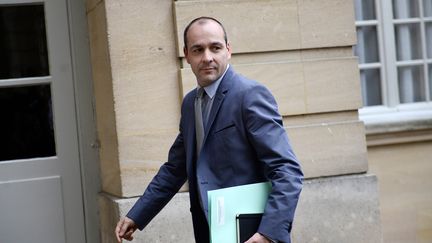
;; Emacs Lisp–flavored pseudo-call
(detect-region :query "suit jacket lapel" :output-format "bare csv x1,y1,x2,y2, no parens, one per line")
203,67,234,143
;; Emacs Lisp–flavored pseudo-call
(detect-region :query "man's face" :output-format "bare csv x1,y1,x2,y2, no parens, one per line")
184,20,232,87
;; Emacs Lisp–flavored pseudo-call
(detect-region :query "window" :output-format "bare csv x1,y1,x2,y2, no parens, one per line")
354,0,383,107
0,4,56,161
0,85,55,161
0,4,49,79
354,0,432,125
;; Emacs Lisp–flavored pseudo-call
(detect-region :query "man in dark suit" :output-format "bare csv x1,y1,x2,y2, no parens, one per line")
115,17,303,243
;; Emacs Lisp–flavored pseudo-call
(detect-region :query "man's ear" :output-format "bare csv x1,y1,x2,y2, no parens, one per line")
226,42,232,59
183,46,191,64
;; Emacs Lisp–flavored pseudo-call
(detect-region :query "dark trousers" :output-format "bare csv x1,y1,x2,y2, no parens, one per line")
190,193,210,243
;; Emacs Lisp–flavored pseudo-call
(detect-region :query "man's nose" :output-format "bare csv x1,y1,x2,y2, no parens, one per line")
202,49,213,63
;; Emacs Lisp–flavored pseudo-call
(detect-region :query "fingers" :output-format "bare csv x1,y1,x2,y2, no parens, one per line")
123,226,136,241
115,217,137,242
123,233,134,241
115,218,125,242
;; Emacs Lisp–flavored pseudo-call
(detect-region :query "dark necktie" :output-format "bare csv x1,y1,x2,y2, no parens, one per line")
195,88,210,156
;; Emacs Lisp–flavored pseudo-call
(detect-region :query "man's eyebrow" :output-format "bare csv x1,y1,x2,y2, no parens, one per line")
190,41,224,49
210,41,224,46
190,44,203,49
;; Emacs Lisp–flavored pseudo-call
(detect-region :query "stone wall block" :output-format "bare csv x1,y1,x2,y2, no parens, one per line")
118,132,180,197
99,193,121,243
292,174,383,243
235,62,307,115
104,0,181,135
303,57,362,113
288,121,368,178
368,141,432,243
298,0,356,48
101,0,183,196
174,0,356,56
174,0,300,56
87,1,122,196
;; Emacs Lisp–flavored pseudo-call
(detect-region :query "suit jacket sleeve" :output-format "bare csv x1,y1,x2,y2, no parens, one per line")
126,124,187,230
242,84,303,242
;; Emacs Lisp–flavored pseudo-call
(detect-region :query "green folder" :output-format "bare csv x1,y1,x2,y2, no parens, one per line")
207,182,271,243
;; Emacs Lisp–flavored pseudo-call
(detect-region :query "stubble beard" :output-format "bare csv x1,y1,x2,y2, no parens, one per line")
197,68,219,87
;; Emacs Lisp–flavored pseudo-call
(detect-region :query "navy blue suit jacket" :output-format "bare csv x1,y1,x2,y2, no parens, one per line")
127,67,303,243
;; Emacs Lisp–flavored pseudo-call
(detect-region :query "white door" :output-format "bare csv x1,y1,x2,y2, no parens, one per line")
0,0,87,242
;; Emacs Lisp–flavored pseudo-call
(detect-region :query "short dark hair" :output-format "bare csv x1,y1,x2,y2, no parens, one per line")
183,16,228,49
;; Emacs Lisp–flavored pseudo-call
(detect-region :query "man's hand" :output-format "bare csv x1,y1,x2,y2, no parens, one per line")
244,233,271,243
115,216,138,242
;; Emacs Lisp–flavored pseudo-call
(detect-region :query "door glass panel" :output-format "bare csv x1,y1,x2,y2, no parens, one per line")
429,64,432,99
426,22,432,58
398,65,426,103
354,0,376,21
0,85,56,161
395,23,423,61
0,4,49,79
360,68,382,106
424,0,432,17
355,26,380,64
393,0,420,19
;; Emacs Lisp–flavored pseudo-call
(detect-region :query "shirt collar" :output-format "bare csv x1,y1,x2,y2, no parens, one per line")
197,64,230,99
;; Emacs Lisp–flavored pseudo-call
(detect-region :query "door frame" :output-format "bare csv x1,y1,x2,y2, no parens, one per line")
67,0,101,242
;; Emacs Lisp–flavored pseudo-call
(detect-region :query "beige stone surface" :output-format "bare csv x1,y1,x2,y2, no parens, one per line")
99,193,121,243
174,0,356,56
118,133,177,164
298,0,356,48
288,121,368,178
102,174,381,243
118,132,179,197
303,57,362,113
101,0,182,197
293,174,382,243
87,1,122,196
104,0,181,137
174,0,301,56
368,141,432,243
237,62,306,115
181,57,361,115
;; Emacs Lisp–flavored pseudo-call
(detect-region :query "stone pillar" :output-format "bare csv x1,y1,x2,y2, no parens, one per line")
86,0,383,242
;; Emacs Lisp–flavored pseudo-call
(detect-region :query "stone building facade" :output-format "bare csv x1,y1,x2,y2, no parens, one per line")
3,0,432,242
87,0,382,242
